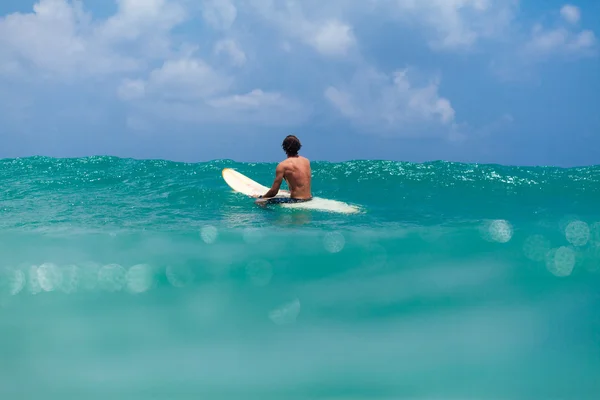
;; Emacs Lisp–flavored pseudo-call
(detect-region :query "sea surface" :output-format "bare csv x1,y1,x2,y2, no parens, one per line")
1,156,599,400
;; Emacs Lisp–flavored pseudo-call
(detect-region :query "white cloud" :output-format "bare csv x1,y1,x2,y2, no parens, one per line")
324,87,358,118
560,5,580,25
4,0,595,143
118,56,305,126
324,67,456,137
203,89,307,125
247,0,356,57
202,0,237,30
127,56,233,101
129,92,306,127
309,20,355,56
208,89,282,109
520,5,597,59
99,0,186,41
117,79,146,101
491,5,597,80
524,24,596,58
214,39,246,66
0,0,188,78
385,0,517,50
0,0,120,76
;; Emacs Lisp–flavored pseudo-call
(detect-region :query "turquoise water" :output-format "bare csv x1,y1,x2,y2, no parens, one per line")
1,156,599,399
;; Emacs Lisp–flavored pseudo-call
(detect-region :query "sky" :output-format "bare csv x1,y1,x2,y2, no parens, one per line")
0,0,598,166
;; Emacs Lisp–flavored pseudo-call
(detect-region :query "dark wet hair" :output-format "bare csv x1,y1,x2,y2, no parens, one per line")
282,135,301,156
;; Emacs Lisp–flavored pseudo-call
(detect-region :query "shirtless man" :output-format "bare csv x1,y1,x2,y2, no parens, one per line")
254,135,312,204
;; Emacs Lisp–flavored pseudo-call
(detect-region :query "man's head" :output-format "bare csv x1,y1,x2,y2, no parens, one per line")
282,135,301,157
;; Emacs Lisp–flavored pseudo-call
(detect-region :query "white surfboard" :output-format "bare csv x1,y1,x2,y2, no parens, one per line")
222,168,361,214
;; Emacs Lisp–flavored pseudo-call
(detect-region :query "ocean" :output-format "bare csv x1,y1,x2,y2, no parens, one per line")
1,156,599,399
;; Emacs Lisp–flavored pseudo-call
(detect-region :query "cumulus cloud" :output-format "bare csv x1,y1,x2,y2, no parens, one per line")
490,4,597,80
0,0,131,77
208,89,283,109
118,55,304,126
202,0,237,30
146,57,233,100
2,0,594,146
382,0,517,50
560,5,580,25
117,79,146,101
324,67,456,137
523,5,596,59
247,0,356,57
526,26,595,56
214,39,246,66
99,0,186,41
243,0,515,54
0,0,188,78
308,19,355,56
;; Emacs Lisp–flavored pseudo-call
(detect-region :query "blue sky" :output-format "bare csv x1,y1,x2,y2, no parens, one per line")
0,0,598,166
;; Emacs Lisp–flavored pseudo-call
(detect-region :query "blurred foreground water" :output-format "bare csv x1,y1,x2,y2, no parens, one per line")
1,157,599,399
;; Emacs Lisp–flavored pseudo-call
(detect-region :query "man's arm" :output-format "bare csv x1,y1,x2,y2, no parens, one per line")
260,164,285,198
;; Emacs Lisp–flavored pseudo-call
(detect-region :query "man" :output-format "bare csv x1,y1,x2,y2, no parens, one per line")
254,135,312,205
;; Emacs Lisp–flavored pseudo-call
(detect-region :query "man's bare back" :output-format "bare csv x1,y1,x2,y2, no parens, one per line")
255,135,312,202
279,156,312,199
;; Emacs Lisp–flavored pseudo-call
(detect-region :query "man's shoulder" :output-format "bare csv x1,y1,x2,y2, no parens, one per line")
277,160,290,171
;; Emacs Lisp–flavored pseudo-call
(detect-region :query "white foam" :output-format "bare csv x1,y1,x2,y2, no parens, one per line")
280,197,360,214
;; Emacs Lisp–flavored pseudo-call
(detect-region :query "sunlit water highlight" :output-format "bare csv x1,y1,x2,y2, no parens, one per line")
1,156,600,399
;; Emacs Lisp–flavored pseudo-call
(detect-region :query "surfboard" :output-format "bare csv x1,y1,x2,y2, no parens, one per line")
222,168,360,214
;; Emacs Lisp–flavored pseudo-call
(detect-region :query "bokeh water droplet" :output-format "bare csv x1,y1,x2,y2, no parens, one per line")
565,220,590,247
488,220,513,243
37,263,62,292
79,262,101,291
269,298,301,325
589,222,600,246
28,265,41,295
59,264,79,294
242,227,264,244
126,264,155,294
201,225,218,244
582,244,600,273
545,246,576,277
166,264,194,288
98,264,126,292
523,234,551,262
10,269,25,296
246,259,273,286
324,232,345,253
0,267,25,296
